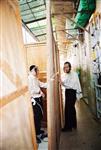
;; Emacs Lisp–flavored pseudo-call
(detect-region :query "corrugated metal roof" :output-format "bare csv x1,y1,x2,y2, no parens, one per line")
19,0,46,41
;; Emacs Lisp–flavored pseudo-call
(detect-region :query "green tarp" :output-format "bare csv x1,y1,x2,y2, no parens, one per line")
74,0,96,28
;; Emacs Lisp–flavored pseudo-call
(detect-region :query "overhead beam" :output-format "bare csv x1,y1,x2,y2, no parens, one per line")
66,16,90,33
52,10,93,16
20,4,45,12
21,9,46,17
63,30,78,41
36,33,46,37
52,0,74,3
19,0,35,6
30,25,46,31
53,28,78,32
24,17,46,24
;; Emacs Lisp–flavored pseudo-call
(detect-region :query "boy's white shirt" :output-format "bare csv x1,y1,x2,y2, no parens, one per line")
28,73,47,98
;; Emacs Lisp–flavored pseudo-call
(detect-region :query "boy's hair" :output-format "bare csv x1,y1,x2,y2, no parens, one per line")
29,65,36,71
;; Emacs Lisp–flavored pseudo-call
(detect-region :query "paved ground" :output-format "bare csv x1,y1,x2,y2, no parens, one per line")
59,100,101,150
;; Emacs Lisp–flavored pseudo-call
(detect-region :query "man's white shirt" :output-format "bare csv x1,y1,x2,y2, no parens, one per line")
61,71,83,100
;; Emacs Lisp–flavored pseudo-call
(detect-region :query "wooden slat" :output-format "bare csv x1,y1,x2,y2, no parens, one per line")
1,60,22,87
0,86,28,108
29,106,38,150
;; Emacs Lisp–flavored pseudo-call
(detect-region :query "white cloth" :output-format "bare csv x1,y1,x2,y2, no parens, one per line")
28,73,47,98
61,71,83,100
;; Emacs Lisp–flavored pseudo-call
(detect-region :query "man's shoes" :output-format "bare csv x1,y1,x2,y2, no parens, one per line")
62,128,72,132
66,128,72,132
40,133,48,140
43,137,48,142
36,137,41,144
61,128,67,132
72,127,77,130
72,126,77,130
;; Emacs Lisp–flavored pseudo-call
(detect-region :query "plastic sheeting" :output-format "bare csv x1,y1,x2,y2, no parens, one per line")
74,0,96,28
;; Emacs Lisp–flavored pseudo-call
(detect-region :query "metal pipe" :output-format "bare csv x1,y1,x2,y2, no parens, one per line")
66,16,90,33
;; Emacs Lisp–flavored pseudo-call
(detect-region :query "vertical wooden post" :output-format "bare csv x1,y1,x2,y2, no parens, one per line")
54,44,61,150
29,105,38,150
46,0,64,149
46,0,57,150
57,48,64,128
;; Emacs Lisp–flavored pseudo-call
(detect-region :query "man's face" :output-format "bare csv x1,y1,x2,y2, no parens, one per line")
63,64,71,73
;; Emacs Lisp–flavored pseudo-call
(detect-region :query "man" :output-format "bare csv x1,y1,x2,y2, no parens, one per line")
60,62,82,131
28,65,47,143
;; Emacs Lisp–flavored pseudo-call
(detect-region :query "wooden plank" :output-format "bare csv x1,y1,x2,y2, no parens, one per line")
57,47,64,128
25,43,47,72
29,106,38,150
1,60,22,87
0,86,28,108
46,0,62,149
46,0,57,149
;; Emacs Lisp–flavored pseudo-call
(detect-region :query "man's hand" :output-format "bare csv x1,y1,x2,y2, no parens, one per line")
59,78,63,85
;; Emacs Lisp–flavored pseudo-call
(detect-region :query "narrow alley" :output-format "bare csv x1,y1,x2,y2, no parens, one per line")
0,0,101,150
